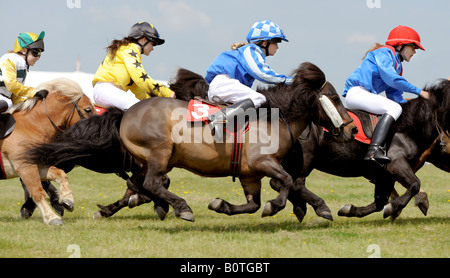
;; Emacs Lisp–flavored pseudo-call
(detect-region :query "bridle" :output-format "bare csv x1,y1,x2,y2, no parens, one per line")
43,97,87,132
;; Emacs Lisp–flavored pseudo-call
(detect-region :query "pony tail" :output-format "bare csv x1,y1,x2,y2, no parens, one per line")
231,42,248,50
106,37,138,60
362,43,384,60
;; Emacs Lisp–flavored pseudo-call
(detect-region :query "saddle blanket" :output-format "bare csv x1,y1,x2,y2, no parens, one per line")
186,99,221,122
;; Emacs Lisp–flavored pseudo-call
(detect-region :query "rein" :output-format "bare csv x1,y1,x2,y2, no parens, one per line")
43,98,86,132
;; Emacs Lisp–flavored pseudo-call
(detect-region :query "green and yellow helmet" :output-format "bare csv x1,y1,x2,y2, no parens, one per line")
14,31,45,53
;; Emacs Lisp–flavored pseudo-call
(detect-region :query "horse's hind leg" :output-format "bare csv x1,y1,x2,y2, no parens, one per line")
208,178,261,215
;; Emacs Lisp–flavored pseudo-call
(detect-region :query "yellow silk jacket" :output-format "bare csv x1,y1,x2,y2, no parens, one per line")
92,43,171,99
0,53,36,104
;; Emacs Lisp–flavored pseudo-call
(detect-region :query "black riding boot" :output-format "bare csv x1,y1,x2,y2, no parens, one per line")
364,113,395,164
207,98,255,142
0,100,8,113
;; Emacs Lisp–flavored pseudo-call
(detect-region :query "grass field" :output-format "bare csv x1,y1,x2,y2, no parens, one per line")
0,164,448,258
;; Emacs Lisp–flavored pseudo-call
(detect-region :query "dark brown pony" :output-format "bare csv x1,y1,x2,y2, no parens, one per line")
270,79,450,221
3,78,95,225
119,62,357,221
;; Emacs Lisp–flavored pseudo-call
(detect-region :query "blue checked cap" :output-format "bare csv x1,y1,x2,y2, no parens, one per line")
246,20,288,43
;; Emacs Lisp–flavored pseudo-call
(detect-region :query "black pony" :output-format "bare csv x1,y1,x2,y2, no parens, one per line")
270,79,450,221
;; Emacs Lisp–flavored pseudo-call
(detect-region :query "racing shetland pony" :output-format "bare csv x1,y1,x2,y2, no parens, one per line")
4,78,95,225
270,79,450,221
119,62,357,222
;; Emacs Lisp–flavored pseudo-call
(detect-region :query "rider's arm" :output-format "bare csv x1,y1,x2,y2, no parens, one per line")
0,58,36,98
241,45,293,85
374,49,421,96
123,45,172,99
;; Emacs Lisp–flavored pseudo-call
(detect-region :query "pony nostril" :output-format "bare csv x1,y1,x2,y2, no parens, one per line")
352,127,358,135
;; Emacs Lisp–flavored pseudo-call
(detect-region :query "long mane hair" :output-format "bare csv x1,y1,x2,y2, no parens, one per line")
397,79,450,142
9,78,85,113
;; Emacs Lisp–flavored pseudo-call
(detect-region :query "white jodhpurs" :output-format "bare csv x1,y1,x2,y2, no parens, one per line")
92,82,140,110
345,86,402,120
208,74,266,108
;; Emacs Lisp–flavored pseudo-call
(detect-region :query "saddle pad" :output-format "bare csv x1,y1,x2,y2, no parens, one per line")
347,110,380,144
186,99,221,122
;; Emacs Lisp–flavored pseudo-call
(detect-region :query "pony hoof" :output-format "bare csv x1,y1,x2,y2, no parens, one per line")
154,206,167,221
415,192,429,216
338,204,352,216
208,198,223,211
319,211,333,221
92,211,103,219
61,200,74,212
179,211,195,222
293,206,306,223
49,218,65,226
20,208,33,219
128,194,140,208
383,203,393,219
261,202,273,217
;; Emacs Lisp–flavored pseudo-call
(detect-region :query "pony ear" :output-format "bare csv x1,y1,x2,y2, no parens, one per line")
292,62,326,90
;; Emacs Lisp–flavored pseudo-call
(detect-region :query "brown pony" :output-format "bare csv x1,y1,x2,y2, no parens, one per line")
119,62,357,222
5,78,95,225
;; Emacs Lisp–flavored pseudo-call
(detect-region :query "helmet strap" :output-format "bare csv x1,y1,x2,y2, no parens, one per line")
397,45,405,62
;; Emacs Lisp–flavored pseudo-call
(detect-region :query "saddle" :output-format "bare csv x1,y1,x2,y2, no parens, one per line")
347,109,382,144
186,98,250,180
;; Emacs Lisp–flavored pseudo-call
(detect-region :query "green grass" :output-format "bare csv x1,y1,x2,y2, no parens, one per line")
0,165,448,258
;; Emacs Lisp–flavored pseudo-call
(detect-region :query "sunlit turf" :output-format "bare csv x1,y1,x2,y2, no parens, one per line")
0,165,448,258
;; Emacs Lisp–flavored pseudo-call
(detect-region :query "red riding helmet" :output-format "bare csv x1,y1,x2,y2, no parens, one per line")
385,25,425,51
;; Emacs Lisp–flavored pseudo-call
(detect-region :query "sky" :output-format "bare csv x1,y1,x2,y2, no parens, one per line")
1,0,449,96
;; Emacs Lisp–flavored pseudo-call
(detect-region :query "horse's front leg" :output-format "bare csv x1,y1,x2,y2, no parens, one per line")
250,158,291,217
20,179,64,218
17,165,64,225
208,177,261,215
383,159,421,220
40,166,74,212
339,173,395,218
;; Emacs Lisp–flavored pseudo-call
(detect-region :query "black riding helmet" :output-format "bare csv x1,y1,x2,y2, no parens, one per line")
128,22,165,53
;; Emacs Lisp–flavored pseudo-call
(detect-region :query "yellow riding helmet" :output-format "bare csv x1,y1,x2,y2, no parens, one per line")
14,31,45,53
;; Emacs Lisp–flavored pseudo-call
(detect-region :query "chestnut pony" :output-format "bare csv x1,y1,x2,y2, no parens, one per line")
5,78,95,225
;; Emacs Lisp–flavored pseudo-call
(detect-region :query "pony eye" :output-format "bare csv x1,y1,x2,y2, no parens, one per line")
84,107,92,113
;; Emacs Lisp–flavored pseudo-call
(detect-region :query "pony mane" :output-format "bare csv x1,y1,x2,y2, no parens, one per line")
258,62,325,123
169,68,209,101
9,78,85,113
398,79,450,136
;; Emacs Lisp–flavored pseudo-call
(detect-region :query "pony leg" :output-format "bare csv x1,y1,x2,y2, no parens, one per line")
20,179,64,218
384,172,421,220
339,175,394,218
251,158,291,217
18,166,63,225
94,188,137,218
41,166,74,212
143,153,194,221
208,178,261,215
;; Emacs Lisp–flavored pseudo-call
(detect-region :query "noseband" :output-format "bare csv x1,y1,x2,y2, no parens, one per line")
319,81,354,136
43,98,86,132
